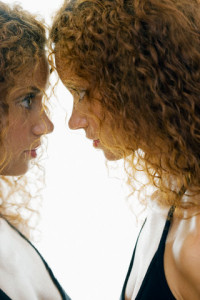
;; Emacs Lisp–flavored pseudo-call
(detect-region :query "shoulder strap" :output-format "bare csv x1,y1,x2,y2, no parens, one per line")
159,205,175,248
120,218,147,300
120,205,175,300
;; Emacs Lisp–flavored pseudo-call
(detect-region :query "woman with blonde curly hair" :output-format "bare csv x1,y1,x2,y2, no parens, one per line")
0,2,71,299
50,0,200,299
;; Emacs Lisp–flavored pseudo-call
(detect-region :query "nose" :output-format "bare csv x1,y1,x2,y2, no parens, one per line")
32,111,54,136
68,105,88,130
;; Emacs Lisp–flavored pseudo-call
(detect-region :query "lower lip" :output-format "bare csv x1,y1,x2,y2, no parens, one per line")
24,149,37,158
93,139,100,147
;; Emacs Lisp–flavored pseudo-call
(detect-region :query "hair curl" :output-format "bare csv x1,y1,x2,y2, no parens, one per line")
50,0,200,210
0,1,47,237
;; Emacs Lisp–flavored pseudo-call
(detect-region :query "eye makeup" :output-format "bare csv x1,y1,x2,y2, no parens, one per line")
67,85,86,102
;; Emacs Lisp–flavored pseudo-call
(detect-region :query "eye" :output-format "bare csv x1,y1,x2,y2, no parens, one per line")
19,93,35,109
79,90,86,102
68,87,86,102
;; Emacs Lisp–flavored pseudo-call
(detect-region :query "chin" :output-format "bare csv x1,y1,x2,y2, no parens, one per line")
103,149,122,161
0,162,29,176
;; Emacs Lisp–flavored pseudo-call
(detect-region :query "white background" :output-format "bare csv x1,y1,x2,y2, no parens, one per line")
4,1,142,299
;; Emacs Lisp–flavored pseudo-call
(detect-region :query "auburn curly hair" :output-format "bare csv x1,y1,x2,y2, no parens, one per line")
50,0,200,210
0,1,47,237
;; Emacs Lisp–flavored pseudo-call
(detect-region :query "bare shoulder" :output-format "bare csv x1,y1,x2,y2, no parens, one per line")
168,211,200,298
179,212,200,268
175,212,200,263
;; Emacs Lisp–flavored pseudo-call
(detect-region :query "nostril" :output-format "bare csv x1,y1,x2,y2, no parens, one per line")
33,117,54,136
33,123,45,135
68,112,88,130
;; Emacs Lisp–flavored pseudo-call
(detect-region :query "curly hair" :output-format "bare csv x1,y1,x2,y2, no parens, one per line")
0,1,47,238
50,0,200,210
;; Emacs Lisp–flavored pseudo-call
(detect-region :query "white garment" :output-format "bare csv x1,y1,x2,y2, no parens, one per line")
0,218,62,300
125,203,169,300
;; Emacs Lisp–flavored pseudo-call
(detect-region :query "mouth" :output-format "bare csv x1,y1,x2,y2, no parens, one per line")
93,139,100,147
24,144,41,159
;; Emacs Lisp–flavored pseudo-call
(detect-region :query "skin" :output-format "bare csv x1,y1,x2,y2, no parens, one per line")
55,54,119,161
56,56,200,299
163,197,200,300
0,56,54,176
124,198,200,300
0,58,60,300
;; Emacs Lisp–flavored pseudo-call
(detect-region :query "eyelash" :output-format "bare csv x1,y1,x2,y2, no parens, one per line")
19,93,35,110
69,88,86,102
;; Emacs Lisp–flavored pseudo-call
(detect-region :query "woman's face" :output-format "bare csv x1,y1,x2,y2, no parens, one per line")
0,57,54,176
56,55,120,161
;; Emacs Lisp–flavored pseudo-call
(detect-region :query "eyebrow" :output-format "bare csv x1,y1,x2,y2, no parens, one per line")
64,80,87,91
15,86,43,98
26,86,43,94
67,85,86,93
10,87,44,103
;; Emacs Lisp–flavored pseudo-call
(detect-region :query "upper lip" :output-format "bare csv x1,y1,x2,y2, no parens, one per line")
86,136,99,140
24,144,41,151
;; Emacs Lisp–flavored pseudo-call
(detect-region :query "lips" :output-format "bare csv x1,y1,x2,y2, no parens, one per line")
93,139,100,147
24,144,41,158
24,149,37,158
86,135,101,147
30,149,37,158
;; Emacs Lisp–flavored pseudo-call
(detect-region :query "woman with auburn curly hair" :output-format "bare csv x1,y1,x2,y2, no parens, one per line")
51,0,200,299
0,2,71,299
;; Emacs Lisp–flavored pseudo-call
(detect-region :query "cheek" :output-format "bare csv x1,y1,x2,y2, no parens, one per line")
91,101,103,119
8,108,28,137
87,103,104,129
88,116,101,133
5,121,27,151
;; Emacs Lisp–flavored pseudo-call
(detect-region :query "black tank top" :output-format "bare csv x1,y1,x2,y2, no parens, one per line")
120,206,176,300
0,220,71,300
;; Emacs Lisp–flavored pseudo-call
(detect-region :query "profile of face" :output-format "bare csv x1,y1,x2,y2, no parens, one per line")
0,57,54,176
56,54,119,161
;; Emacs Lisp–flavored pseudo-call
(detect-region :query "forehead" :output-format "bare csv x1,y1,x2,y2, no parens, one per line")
55,52,89,89
14,56,49,91
0,56,49,99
